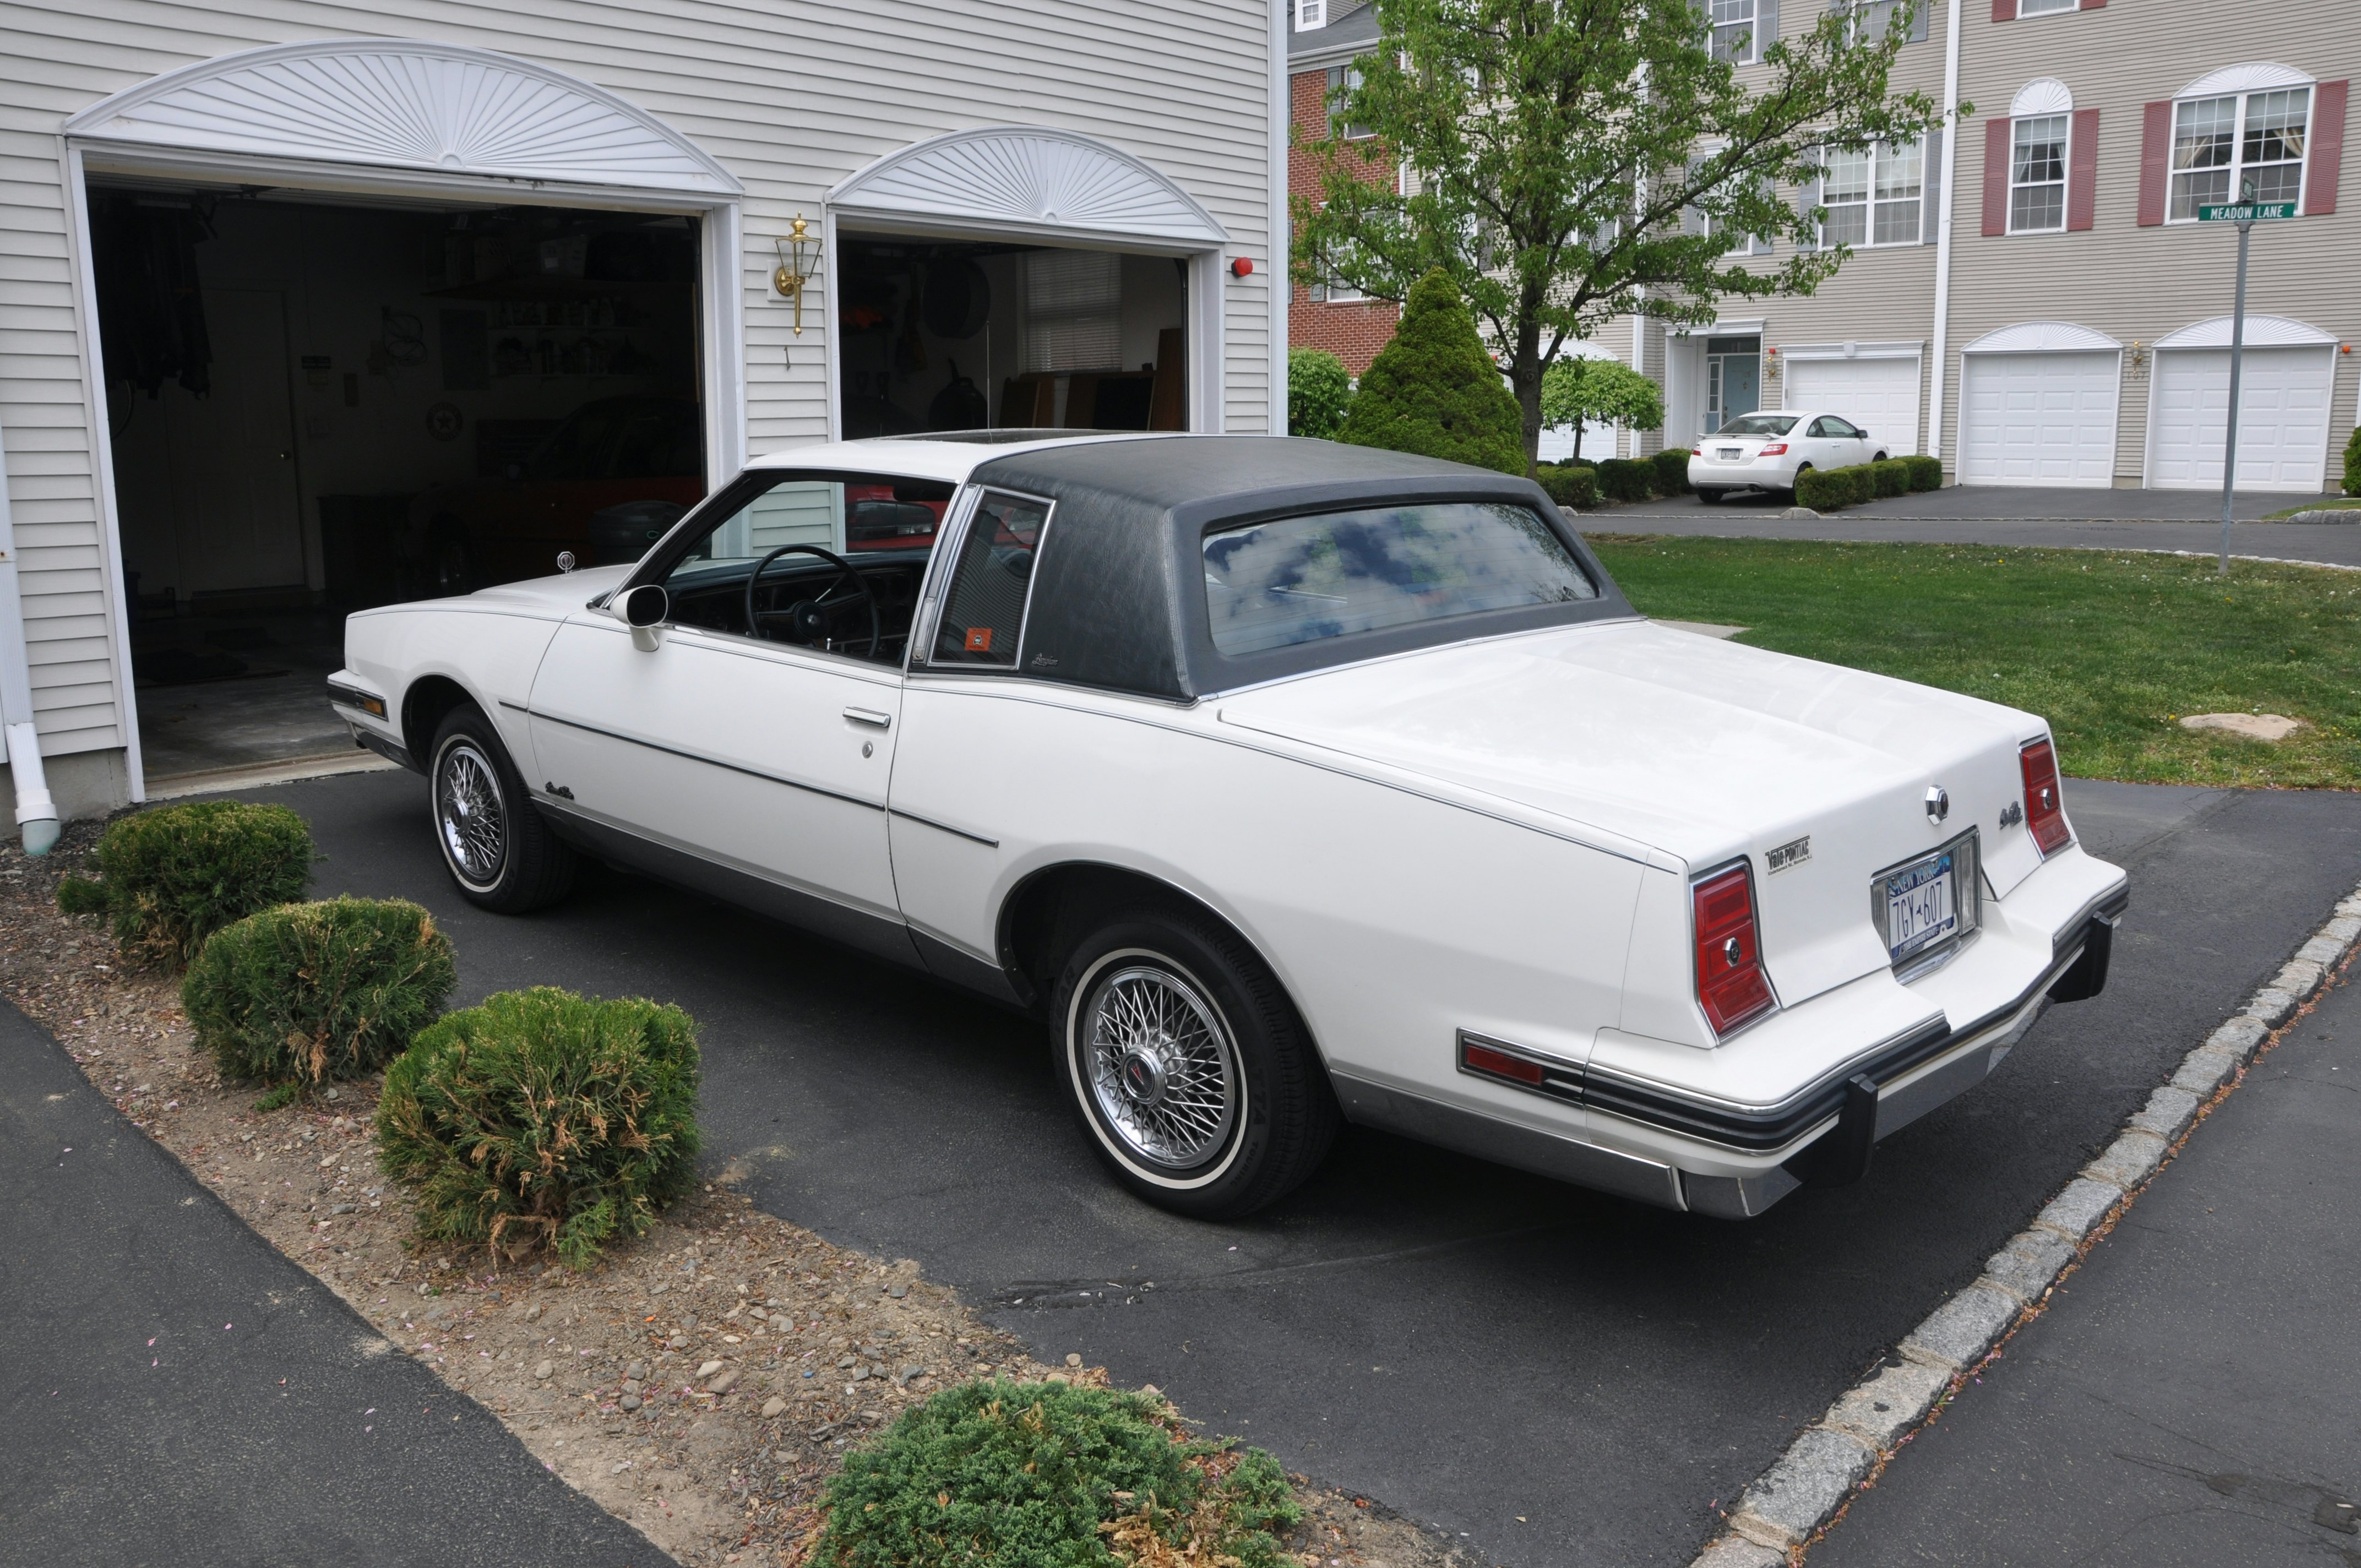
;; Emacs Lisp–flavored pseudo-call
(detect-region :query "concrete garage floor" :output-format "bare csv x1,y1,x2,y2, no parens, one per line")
132,608,357,785
197,770,2361,1568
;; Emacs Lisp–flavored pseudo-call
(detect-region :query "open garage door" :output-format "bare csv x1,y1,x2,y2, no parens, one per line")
1957,324,2121,487
2145,317,2336,492
1783,352,1921,456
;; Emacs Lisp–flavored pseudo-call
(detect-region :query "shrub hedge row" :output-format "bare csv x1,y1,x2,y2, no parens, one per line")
1795,455,1943,511
57,801,313,968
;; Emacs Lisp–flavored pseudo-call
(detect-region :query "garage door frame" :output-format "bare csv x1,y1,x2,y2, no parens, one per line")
57,40,749,804
2141,314,2338,493
1780,342,1925,456
1956,322,2124,488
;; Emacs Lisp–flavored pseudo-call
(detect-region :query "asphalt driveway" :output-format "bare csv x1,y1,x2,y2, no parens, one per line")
187,768,2361,1567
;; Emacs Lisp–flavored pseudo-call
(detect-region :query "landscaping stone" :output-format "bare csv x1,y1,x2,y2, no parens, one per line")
2178,713,2303,741
707,1368,737,1394
2128,1086,2201,1142
695,1359,723,1379
760,1397,787,1419
1821,1358,1951,1449
535,1359,554,1381
2083,1130,2169,1190
1731,1428,1875,1548
2172,1046,2242,1096
1901,1283,2020,1372
1981,1229,2080,1305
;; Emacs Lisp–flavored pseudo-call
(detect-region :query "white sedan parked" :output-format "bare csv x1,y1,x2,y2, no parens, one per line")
1688,410,1891,502
330,433,2124,1222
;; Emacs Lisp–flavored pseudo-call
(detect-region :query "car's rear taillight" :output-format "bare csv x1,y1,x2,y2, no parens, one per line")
2020,738,2072,856
1693,863,1775,1037
1759,443,1788,456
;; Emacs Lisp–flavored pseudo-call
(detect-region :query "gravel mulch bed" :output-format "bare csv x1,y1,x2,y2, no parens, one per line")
2,820,1467,1568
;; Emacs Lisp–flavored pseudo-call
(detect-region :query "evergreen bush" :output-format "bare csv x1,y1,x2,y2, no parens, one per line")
1793,466,1852,511
1906,454,1944,492
1650,449,1693,497
817,1378,1299,1568
1535,464,1600,510
376,987,701,1267
182,897,456,1088
1592,458,1655,504
1335,269,1524,475
1286,349,1354,439
56,801,312,968
1871,459,1912,498
2343,425,2361,496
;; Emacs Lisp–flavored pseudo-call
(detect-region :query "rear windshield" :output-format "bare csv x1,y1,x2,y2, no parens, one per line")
1715,413,1798,436
1201,502,1596,656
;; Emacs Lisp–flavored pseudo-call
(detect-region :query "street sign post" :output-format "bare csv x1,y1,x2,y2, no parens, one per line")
2204,184,2293,574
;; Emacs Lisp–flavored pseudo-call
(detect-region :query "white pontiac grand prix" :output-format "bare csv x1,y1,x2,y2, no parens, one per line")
331,433,2127,1221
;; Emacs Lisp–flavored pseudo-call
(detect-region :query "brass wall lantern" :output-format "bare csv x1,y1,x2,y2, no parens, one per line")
773,215,821,335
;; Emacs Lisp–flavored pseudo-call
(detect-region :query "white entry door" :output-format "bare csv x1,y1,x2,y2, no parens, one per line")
1958,350,2120,487
1785,356,1921,456
2146,345,2335,492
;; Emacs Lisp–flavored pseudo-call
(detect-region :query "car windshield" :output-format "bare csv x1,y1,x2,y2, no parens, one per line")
1201,502,1596,656
1715,413,1799,437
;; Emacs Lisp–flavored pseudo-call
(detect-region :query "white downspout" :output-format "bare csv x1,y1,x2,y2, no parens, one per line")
1269,0,1291,434
0,417,60,854
1923,0,1965,464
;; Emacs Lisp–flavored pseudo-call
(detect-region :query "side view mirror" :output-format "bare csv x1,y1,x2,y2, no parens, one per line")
618,582,668,651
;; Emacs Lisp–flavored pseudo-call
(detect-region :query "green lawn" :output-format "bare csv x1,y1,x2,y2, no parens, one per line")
1586,536,2361,789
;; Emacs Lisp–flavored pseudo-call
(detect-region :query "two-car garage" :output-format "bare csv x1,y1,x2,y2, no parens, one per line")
1956,317,2341,492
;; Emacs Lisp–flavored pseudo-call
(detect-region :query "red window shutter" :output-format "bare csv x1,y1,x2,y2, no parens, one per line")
2137,100,2171,226
2080,0,2104,9
2308,80,2348,216
2066,108,2100,230
1983,118,2012,235
1992,0,2014,19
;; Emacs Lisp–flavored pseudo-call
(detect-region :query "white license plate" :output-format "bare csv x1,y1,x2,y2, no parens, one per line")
1883,851,1959,962
1718,447,1743,460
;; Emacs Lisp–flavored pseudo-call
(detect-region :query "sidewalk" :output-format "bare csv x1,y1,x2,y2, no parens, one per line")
0,1001,656,1567
1809,965,2361,1566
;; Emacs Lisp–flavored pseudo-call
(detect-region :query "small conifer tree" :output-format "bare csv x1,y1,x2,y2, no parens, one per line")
1335,269,1525,475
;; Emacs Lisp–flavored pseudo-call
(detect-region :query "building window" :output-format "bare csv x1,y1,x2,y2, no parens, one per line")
1306,275,1365,304
1710,0,1760,64
2016,0,2076,14
2009,115,2069,232
2170,86,2309,220
1822,140,1923,246
1844,0,1922,45
1325,64,1373,140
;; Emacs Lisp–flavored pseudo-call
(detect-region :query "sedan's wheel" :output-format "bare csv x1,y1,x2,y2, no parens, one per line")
429,703,576,913
1051,905,1338,1219
1696,487,1726,505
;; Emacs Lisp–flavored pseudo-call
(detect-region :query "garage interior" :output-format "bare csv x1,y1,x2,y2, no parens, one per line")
833,232,1189,439
86,177,705,784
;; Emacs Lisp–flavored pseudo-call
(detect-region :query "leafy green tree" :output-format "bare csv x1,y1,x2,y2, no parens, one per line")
1540,355,1664,464
1335,269,1525,474
1288,348,1356,438
1296,0,1946,465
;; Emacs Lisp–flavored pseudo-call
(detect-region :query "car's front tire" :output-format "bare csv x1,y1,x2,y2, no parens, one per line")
428,703,576,913
1049,903,1337,1219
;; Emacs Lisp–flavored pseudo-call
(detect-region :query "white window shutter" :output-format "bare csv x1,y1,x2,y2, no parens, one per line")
1684,157,1707,235
1920,130,1943,242
1797,167,1823,249
1758,0,1779,56
1910,0,1930,41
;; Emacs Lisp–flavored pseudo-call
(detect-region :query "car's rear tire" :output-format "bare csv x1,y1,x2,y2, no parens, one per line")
1696,487,1727,505
1048,902,1338,1219
1786,462,1813,501
428,703,576,913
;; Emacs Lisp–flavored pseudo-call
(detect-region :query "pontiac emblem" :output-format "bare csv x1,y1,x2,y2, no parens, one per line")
1925,785,1951,825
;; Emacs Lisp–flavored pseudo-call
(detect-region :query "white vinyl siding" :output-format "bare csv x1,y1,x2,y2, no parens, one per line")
1959,350,2120,487
2169,86,2310,221
2146,345,2335,492
0,0,1275,762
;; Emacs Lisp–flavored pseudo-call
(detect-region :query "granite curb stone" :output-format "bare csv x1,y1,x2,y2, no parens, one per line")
1694,1533,1787,1568
1821,1359,1953,1450
2275,959,2326,998
2207,1016,2270,1061
2083,1129,2169,1189
2246,987,2300,1027
2128,1085,2202,1142
2031,1176,2126,1243
2170,1046,2242,1096
1731,1428,1877,1548
1900,1283,2019,1372
1980,1229,2080,1305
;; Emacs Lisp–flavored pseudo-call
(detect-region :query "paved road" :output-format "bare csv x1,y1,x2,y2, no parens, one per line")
1601,486,2361,567
0,1001,657,1567
197,769,2361,1568
1814,959,2361,1566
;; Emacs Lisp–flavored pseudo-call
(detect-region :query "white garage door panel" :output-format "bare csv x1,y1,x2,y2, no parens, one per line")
1959,351,2120,487
2147,346,2334,492
1785,357,1921,454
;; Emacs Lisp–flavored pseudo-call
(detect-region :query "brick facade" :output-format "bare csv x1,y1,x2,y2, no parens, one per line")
1289,64,1399,375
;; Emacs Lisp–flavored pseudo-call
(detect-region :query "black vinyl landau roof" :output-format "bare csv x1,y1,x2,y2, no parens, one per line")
963,435,1634,701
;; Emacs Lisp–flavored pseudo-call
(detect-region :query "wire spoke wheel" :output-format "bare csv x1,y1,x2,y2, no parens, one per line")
1083,963,1238,1170
435,741,507,889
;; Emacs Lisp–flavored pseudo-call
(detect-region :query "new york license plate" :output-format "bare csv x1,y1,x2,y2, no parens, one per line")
1719,447,1743,459
1883,851,1957,962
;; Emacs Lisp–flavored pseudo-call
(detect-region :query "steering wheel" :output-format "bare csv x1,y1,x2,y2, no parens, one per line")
743,544,880,657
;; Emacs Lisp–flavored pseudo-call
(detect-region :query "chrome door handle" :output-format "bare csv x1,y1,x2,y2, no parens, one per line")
843,706,892,729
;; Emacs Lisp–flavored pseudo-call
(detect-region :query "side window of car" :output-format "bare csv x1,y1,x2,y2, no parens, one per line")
1807,416,1837,438
930,491,1051,668
1832,417,1865,439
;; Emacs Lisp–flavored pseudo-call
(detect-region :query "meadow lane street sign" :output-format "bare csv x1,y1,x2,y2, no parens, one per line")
2198,201,2298,222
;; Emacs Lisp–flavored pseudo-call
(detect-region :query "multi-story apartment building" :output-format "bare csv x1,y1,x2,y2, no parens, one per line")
1288,0,2354,492
1287,1,1401,375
